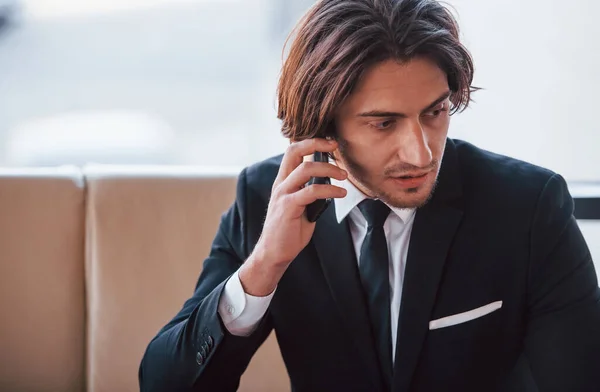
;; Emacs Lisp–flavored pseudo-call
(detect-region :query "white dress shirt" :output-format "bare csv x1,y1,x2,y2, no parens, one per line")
218,177,416,361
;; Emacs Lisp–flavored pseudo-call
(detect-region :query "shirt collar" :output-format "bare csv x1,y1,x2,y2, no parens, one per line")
330,176,416,224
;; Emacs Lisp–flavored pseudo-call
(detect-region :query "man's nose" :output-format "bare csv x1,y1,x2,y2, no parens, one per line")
394,120,433,168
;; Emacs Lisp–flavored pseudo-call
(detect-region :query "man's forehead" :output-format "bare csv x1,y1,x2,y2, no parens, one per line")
338,61,448,115
355,58,448,95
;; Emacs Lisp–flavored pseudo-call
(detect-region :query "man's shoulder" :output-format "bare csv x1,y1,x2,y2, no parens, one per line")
452,139,560,203
239,153,283,199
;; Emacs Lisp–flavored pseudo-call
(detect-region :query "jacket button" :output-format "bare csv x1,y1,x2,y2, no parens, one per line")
196,352,204,365
200,344,209,357
202,343,210,355
207,335,214,348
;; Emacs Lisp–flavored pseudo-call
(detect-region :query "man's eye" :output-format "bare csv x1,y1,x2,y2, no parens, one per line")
424,105,449,118
372,120,395,130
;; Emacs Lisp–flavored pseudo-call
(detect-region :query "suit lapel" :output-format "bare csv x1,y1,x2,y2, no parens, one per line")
392,139,464,392
313,205,385,392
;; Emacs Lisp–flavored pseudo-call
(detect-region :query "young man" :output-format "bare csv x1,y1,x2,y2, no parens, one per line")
139,0,600,391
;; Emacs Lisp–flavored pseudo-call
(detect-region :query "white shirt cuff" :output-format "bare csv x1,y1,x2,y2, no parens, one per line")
218,269,276,336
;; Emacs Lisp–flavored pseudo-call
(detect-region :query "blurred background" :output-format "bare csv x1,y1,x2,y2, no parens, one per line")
0,0,306,167
0,0,599,173
0,0,598,259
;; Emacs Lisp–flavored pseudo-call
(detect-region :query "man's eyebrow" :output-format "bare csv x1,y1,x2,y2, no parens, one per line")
356,90,451,118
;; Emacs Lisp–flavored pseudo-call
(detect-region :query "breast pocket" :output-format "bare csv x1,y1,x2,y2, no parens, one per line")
429,301,503,330
426,300,505,348
415,301,511,390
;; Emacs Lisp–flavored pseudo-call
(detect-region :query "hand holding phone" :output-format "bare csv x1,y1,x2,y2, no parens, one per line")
239,138,347,296
243,138,347,278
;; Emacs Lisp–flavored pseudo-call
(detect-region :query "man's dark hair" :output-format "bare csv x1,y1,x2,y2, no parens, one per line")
277,0,478,141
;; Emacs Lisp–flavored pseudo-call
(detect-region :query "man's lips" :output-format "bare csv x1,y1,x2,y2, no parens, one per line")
388,171,430,188
390,172,430,179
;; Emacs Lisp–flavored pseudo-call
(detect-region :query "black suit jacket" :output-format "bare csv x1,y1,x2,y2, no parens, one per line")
139,139,600,392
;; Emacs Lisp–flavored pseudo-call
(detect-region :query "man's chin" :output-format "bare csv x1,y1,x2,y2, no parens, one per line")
381,182,437,209
385,195,430,209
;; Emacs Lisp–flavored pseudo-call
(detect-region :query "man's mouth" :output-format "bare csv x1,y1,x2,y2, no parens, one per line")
394,172,429,179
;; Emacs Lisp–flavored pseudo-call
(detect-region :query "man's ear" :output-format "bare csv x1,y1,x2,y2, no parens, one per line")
329,148,343,165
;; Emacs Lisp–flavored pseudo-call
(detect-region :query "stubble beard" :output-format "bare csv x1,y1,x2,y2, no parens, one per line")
335,137,440,209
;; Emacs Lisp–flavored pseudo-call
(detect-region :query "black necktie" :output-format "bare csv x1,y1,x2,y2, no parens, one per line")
358,199,393,386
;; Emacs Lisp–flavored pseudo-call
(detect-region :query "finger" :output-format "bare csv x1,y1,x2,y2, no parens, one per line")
276,138,339,183
279,161,347,193
290,184,347,207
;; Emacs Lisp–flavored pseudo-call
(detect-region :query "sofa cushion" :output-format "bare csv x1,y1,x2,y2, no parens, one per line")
0,167,86,392
84,165,289,392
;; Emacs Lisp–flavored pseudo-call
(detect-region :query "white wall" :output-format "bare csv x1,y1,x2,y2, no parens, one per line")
446,0,600,181
3,0,599,181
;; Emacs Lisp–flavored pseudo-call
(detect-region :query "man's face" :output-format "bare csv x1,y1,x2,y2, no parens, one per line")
333,57,451,209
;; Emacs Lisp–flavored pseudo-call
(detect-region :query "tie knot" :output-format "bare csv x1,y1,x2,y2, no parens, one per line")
358,199,390,228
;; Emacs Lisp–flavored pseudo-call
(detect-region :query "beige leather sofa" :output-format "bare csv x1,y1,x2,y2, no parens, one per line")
0,165,289,392
2,165,599,392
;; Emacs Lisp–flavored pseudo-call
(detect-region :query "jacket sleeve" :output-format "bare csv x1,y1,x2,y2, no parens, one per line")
138,168,274,392
524,173,600,391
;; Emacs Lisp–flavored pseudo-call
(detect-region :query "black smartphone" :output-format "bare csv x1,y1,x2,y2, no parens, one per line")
305,151,332,222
